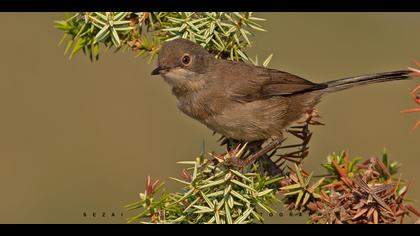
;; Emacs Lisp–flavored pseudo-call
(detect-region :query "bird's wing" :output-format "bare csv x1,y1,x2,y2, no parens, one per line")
226,64,327,103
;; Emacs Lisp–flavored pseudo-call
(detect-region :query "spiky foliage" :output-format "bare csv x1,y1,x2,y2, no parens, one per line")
280,151,419,224
126,145,282,224
126,149,419,224
54,12,272,64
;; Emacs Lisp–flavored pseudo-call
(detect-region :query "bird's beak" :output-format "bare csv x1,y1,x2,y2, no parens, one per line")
151,66,164,75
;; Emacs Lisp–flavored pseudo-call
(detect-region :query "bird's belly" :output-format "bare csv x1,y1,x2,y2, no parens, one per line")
203,98,289,141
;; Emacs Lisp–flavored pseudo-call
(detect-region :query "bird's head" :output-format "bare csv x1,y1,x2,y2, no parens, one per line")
151,38,212,89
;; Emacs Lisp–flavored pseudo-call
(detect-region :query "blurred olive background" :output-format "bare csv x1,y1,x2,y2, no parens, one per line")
0,13,420,224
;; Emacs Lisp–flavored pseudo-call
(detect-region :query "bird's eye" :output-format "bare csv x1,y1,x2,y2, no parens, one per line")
181,54,191,65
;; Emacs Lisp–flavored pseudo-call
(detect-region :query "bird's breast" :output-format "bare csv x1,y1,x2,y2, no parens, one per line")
204,99,286,141
175,92,216,122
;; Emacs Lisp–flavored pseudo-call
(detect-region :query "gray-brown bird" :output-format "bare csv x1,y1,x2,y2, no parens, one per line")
151,38,412,147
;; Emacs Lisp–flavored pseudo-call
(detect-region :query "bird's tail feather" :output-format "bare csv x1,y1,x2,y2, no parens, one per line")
322,70,412,93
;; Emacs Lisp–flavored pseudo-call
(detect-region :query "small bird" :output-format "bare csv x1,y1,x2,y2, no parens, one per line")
151,38,412,147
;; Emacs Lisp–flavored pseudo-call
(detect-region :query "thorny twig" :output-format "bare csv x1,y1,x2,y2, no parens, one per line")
402,62,420,130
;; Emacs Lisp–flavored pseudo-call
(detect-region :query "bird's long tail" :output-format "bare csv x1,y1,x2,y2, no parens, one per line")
322,70,412,93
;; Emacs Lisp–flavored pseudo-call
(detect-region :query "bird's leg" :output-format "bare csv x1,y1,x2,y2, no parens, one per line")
216,135,284,175
248,141,284,176
229,137,285,169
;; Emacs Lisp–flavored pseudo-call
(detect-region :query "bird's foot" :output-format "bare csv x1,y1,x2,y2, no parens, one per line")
226,138,285,170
